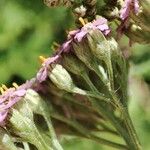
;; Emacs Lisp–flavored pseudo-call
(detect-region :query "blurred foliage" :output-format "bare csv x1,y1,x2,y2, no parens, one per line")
0,0,73,85
0,0,149,150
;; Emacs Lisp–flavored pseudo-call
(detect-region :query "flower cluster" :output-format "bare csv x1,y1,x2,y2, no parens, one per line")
0,9,142,149
61,17,110,53
0,16,111,127
36,16,111,83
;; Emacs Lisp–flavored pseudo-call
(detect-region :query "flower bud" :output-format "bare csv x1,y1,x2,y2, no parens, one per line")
73,39,101,73
87,29,111,61
126,23,150,44
44,0,73,8
49,64,75,91
62,53,88,76
8,99,52,150
49,64,87,95
24,89,52,115
87,30,116,89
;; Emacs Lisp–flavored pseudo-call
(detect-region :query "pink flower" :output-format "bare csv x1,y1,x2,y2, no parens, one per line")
0,80,34,126
74,17,110,42
36,17,110,83
61,17,110,52
120,0,139,20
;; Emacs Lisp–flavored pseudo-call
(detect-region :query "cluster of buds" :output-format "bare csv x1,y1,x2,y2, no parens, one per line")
0,15,142,150
125,0,150,43
117,0,150,44
36,17,140,149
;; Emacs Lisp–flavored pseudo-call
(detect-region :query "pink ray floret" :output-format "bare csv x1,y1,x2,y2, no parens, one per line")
120,0,139,20
0,80,34,126
61,17,110,52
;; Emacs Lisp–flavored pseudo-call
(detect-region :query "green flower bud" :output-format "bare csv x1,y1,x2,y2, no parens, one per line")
49,64,87,95
126,23,150,44
87,30,114,89
87,30,111,61
73,40,98,71
24,89,52,115
62,53,88,76
62,53,101,92
8,99,53,150
49,64,75,91
72,38,110,88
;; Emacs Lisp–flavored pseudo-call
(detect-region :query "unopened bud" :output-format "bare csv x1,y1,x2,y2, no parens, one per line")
49,64,87,95
73,40,98,71
126,23,150,44
87,30,111,61
8,99,52,150
62,54,87,76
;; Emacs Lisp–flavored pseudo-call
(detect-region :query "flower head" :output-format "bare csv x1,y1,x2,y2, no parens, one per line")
0,80,34,126
61,17,110,53
120,0,139,20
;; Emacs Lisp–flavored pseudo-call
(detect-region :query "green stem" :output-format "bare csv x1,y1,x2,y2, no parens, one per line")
121,108,142,150
82,73,99,92
51,113,127,149
88,134,127,150
33,124,52,150
44,115,63,150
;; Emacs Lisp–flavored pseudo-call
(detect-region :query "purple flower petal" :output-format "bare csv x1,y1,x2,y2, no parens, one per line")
37,67,48,83
19,79,35,90
0,78,35,126
36,55,59,83
13,89,26,97
120,0,131,20
134,0,139,14
74,30,87,42
68,30,80,38
62,39,72,52
120,0,139,20
93,18,107,26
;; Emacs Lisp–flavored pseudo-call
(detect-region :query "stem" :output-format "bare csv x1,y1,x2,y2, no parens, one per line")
44,115,63,150
33,124,52,150
121,108,142,150
82,73,99,92
88,134,127,150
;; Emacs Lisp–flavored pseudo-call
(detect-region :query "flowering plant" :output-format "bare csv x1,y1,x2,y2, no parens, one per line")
0,0,149,149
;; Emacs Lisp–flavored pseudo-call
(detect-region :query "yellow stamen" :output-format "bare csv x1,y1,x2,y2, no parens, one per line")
12,82,19,89
39,56,47,63
2,84,8,91
0,87,5,94
79,17,86,26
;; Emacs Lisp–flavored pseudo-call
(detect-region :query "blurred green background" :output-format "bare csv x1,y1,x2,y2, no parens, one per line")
0,0,149,149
